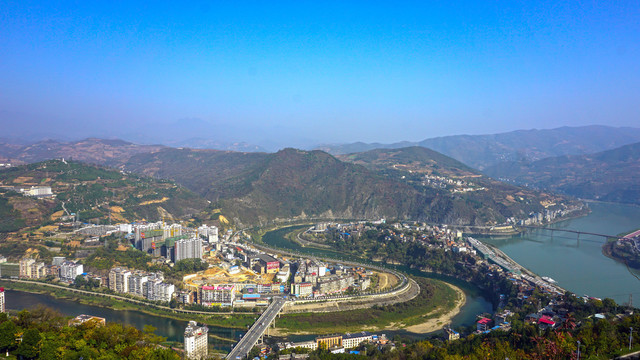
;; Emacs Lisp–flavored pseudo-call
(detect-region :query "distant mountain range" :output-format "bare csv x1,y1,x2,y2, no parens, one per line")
485,142,640,205
4,128,631,226
317,126,640,170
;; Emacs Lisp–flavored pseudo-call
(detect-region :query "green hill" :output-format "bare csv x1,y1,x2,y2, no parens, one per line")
484,142,640,204
0,160,210,230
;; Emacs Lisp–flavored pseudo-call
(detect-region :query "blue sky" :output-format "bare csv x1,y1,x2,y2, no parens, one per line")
1,1,639,148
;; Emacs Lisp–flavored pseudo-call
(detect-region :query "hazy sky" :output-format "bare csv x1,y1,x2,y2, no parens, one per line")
1,1,639,148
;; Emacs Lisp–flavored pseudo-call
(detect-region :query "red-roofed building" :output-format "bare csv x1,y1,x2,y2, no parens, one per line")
0,287,5,313
538,315,556,329
477,317,492,332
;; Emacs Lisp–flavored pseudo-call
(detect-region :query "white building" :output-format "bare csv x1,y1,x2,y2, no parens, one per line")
118,223,133,233
342,332,373,349
200,285,235,306
0,287,5,313
277,264,291,283
128,272,149,297
174,236,203,263
145,277,175,303
59,261,83,282
184,321,208,359
198,225,219,243
291,282,313,297
25,186,53,197
109,267,132,293
163,224,183,239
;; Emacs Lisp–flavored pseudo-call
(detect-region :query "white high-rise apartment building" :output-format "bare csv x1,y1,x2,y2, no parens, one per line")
108,267,132,293
184,321,208,359
174,236,203,263
59,261,83,282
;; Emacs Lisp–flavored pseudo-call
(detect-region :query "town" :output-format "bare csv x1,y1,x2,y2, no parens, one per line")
2,209,631,359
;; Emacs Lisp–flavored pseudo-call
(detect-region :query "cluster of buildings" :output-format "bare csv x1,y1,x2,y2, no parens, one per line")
291,259,371,297
508,204,585,226
128,222,218,263
175,238,376,307
314,221,465,253
475,310,512,334
422,174,485,193
0,255,84,283
71,221,219,266
108,268,175,302
280,332,392,355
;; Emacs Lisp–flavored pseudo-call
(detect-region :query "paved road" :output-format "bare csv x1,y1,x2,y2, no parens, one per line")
226,297,287,360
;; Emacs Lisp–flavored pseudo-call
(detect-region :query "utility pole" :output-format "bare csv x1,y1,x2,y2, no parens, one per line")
577,340,580,360
630,327,633,351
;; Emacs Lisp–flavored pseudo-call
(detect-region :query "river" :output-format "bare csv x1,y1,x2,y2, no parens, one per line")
3,289,244,350
481,201,640,304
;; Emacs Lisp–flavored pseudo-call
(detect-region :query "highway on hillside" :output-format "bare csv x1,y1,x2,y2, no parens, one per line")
226,297,287,360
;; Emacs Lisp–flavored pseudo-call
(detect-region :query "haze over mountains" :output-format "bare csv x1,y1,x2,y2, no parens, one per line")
4,126,640,170
1,125,638,226
318,125,640,170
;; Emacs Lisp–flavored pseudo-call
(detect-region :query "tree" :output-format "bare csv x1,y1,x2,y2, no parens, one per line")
74,274,87,288
169,298,178,309
16,328,41,359
0,320,17,353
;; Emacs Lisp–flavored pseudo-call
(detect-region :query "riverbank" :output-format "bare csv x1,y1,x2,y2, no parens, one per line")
0,279,255,330
480,201,640,304
601,240,640,270
402,283,465,334
271,277,461,336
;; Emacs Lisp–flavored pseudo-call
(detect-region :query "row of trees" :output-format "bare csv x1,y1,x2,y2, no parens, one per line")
0,307,179,359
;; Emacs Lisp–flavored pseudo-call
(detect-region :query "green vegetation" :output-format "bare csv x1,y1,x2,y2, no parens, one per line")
278,277,457,334
0,159,210,226
0,191,26,233
125,147,577,227
486,141,640,205
0,308,180,359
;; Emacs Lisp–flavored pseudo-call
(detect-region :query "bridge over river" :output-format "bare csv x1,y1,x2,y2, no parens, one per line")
226,297,287,360
518,225,626,243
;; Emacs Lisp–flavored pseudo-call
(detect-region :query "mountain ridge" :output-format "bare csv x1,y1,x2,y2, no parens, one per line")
484,142,640,205
316,125,640,170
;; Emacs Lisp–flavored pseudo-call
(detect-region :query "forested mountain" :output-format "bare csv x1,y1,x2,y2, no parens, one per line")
484,142,640,205
124,147,577,227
